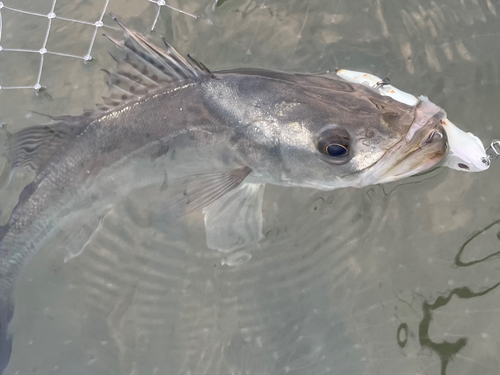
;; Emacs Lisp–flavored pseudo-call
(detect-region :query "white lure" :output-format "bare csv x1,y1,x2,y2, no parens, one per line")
440,119,489,172
336,69,419,106
337,69,490,172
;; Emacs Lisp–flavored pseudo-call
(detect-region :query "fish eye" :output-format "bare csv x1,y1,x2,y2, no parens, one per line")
316,126,351,163
325,144,348,157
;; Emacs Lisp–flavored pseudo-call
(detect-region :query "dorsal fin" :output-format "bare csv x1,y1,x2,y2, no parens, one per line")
4,120,89,173
4,17,211,173
99,14,212,110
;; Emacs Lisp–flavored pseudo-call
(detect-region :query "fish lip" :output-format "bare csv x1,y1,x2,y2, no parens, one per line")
378,127,446,183
360,100,448,186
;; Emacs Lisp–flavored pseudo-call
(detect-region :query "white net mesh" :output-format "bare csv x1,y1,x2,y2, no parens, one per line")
0,0,198,91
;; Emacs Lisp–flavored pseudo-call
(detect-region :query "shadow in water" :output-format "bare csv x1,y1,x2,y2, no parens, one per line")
417,281,500,375
401,218,500,374
454,218,500,267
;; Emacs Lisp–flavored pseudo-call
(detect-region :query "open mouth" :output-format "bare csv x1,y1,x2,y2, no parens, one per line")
361,99,449,185
375,123,448,184
370,114,491,185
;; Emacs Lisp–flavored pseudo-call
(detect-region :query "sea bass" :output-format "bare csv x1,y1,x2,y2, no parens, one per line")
0,16,489,373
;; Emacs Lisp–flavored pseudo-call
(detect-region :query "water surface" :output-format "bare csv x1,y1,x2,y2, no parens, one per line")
0,0,500,374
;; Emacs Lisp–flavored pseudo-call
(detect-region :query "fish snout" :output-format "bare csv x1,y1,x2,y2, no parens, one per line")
367,123,448,185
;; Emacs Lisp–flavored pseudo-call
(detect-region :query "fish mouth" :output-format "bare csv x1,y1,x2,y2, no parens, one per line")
374,124,448,184
364,100,449,185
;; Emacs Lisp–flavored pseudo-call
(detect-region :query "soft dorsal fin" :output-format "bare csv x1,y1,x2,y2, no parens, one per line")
4,120,88,173
99,14,212,111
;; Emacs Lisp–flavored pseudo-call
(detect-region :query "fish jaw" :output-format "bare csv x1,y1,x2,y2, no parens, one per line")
364,123,448,185
360,116,489,186
353,97,445,186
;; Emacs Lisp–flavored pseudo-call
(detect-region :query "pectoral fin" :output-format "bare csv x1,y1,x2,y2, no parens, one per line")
203,183,265,252
161,166,253,219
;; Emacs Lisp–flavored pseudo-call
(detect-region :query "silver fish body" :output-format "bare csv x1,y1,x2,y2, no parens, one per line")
0,70,420,285
0,18,487,373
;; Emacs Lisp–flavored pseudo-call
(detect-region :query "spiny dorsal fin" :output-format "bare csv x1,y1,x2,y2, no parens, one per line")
4,120,88,173
99,14,212,111
4,17,212,174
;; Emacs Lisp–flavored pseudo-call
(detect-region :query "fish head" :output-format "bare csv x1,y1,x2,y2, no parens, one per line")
257,87,487,190
255,91,448,189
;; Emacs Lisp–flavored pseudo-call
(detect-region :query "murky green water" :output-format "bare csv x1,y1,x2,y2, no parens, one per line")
1,0,500,374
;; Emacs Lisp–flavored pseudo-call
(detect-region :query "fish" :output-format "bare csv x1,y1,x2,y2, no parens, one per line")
0,15,489,373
